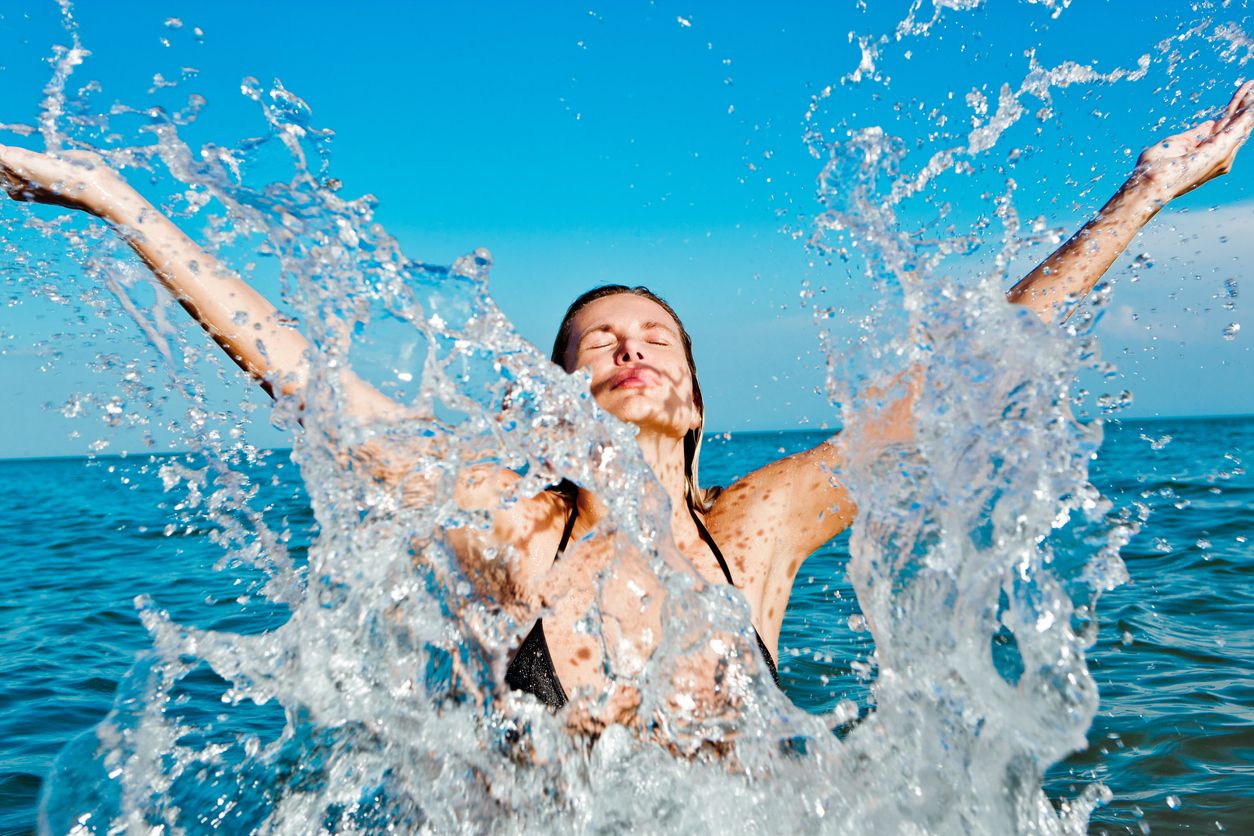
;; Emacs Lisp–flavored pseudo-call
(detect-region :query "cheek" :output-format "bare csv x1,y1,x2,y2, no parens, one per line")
674,368,698,407
573,349,604,375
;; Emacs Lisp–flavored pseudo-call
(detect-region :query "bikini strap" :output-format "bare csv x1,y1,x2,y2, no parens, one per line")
553,479,579,559
688,497,781,684
686,501,736,586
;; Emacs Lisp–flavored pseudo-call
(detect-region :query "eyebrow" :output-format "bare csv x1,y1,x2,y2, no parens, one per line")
639,320,680,337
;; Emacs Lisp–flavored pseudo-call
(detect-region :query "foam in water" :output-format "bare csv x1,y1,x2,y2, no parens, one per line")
1,1,1246,832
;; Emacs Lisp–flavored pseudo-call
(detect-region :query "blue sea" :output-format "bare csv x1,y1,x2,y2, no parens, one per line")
0,417,1250,834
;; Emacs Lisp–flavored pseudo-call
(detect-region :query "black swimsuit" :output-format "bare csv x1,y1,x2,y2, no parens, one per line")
504,487,780,708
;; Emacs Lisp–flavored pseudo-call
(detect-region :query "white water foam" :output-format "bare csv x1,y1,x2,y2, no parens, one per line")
3,1,1246,832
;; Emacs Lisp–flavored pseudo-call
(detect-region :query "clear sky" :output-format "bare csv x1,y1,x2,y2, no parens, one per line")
0,1,1250,458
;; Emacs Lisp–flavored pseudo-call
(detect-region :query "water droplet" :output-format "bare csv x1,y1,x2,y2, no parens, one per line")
1224,277,1238,298
1166,795,1181,810
1222,322,1239,340
1097,390,1133,413
676,15,692,28
164,17,183,29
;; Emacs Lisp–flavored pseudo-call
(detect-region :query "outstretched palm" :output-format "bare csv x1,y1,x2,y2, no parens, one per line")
1136,80,1254,203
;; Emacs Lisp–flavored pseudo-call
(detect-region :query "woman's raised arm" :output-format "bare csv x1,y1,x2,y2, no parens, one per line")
723,82,1254,620
0,145,399,419
0,145,571,606
1008,80,1254,323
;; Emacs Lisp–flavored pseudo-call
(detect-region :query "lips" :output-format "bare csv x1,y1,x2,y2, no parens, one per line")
609,366,658,389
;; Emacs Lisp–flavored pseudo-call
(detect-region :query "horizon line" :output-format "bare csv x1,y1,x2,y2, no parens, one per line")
2,411,1251,464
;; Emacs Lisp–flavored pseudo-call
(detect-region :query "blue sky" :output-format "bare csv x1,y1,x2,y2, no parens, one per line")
0,1,1251,458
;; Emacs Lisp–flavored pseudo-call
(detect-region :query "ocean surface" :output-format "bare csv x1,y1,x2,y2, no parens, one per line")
0,417,1249,834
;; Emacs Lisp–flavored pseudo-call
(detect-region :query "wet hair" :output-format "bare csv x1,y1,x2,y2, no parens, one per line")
551,285,719,513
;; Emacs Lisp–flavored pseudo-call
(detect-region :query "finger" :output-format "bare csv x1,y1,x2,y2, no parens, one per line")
1237,78,1254,106
1220,98,1254,147
0,145,38,164
0,146,47,181
1217,80,1254,135
1222,79,1254,119
1202,87,1254,153
1223,82,1247,121
0,144,23,170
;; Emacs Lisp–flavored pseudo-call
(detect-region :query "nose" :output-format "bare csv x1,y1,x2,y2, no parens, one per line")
617,336,645,364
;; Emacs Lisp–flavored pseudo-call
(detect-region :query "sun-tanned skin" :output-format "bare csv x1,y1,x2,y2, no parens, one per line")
2,82,1251,727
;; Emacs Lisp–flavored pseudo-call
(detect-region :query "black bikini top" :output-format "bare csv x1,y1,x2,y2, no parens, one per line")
504,482,780,708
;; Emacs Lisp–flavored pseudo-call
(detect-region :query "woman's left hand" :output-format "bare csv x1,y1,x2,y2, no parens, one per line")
1133,79,1254,205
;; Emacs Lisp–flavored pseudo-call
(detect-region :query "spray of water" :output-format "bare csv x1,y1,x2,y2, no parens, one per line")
2,1,1247,832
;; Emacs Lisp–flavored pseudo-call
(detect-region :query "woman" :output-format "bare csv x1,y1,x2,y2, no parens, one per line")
1,82,1250,729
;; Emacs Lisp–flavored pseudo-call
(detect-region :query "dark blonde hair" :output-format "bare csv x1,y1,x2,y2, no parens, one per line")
552,285,718,512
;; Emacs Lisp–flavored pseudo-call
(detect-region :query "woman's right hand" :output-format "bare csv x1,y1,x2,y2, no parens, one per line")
0,145,132,216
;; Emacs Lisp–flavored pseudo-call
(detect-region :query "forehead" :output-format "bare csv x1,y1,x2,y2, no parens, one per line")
569,293,681,336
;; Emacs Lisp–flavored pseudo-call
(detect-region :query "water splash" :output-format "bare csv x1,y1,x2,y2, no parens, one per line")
2,1,1247,833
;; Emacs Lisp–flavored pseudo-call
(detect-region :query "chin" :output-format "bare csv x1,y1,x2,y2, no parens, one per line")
603,400,691,439
597,392,650,421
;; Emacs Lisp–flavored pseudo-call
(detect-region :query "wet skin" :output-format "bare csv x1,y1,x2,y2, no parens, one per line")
2,81,1252,730
450,292,861,720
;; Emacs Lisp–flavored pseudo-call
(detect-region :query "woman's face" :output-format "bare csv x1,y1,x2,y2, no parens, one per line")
564,293,701,439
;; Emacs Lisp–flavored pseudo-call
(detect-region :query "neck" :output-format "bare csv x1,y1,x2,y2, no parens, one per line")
636,428,700,537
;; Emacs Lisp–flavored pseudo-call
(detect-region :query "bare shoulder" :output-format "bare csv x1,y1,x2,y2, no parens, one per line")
706,436,855,571
455,465,572,564
702,436,857,644
414,461,576,606
350,436,576,564
340,439,554,605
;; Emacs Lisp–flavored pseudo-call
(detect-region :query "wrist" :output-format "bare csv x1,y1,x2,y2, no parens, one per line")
1110,174,1169,222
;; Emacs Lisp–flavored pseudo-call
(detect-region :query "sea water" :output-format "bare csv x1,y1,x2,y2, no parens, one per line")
1,1,1251,833
0,421,1250,832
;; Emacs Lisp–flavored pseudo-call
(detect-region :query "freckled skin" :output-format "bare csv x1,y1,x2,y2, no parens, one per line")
8,91,1253,735
446,294,861,715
